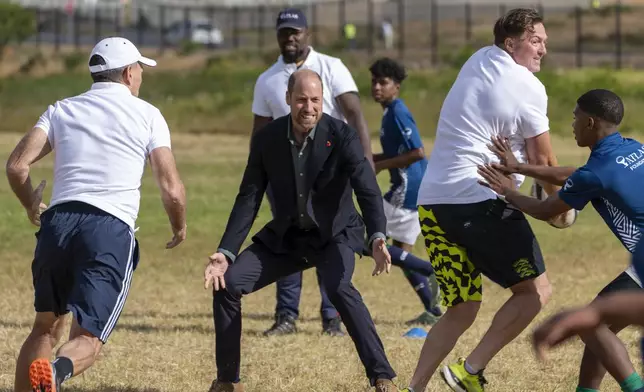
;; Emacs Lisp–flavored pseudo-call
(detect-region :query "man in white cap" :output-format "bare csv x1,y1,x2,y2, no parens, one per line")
7,37,187,392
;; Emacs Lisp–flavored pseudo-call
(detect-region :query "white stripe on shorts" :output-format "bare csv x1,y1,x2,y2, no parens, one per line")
100,230,135,342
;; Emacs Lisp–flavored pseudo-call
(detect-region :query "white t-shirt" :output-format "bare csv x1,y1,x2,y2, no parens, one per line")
251,47,358,122
35,82,172,228
418,45,549,205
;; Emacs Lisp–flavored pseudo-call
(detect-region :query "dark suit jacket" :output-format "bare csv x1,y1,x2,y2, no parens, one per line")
218,113,386,259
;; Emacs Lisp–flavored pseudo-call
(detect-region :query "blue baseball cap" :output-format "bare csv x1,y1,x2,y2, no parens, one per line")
276,8,308,31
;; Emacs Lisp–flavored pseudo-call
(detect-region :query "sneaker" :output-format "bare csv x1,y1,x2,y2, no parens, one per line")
29,358,60,392
375,378,399,392
405,310,441,326
263,313,297,336
440,358,487,392
322,316,345,337
208,379,244,392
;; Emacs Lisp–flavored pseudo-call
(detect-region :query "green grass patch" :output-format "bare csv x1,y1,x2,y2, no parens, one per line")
1,54,644,138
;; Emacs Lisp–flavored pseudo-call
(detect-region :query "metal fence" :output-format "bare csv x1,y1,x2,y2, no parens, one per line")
19,0,644,69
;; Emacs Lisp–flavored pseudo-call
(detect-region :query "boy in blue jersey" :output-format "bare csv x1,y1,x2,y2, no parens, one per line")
369,57,443,325
478,89,644,392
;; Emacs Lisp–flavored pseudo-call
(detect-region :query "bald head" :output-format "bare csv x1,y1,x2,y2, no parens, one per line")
287,69,323,94
285,69,323,135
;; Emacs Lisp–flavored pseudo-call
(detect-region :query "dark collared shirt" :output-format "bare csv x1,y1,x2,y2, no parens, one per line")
288,118,317,229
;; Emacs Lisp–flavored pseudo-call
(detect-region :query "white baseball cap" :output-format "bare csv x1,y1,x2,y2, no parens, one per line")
88,37,157,73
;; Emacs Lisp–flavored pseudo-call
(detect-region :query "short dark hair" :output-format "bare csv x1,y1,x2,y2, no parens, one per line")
577,89,625,125
369,57,407,84
493,8,544,46
89,54,126,83
287,69,323,93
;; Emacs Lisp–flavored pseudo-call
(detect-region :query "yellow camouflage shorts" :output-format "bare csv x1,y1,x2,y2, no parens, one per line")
418,205,482,307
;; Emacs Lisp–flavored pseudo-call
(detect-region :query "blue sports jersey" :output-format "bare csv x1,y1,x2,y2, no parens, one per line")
379,99,427,211
559,132,644,254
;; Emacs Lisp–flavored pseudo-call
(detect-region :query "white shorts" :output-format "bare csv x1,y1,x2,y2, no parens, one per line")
383,199,421,245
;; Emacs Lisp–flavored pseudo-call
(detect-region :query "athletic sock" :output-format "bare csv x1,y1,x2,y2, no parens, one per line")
464,360,479,375
620,372,644,392
576,388,599,392
388,245,435,276
403,269,435,312
52,357,73,385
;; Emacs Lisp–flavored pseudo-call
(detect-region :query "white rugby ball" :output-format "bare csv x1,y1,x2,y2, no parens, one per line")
530,180,578,229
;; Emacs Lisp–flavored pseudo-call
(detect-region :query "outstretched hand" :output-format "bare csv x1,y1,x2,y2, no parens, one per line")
204,252,229,291
487,136,520,174
477,164,515,195
371,237,392,276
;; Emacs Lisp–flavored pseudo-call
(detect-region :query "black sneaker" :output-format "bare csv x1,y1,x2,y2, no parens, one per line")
322,316,345,337
263,313,297,336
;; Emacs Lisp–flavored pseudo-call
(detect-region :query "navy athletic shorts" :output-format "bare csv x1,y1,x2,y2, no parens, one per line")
32,201,139,343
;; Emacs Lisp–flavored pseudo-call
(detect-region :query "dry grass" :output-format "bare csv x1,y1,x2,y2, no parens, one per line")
0,133,640,392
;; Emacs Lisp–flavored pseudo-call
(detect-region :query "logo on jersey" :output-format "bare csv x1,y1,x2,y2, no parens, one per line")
403,127,413,139
563,178,574,191
616,145,644,171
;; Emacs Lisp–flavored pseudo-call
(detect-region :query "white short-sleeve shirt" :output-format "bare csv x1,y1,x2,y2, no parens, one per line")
36,82,172,228
251,47,358,122
417,45,549,205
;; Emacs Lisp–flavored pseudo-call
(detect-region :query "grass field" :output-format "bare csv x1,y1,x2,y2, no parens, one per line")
0,130,640,392
4,50,644,140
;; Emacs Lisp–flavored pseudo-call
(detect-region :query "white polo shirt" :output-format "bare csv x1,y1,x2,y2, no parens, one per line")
35,82,172,228
251,47,358,121
418,45,549,205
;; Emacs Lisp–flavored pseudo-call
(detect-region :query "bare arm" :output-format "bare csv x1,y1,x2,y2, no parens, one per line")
504,189,572,221
488,135,576,186
6,127,52,211
336,92,374,170
514,164,576,187
525,132,561,195
477,165,572,221
149,147,187,247
532,291,644,361
375,148,425,173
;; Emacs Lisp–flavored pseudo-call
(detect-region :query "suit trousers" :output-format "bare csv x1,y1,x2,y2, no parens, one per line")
266,184,338,322
212,236,396,386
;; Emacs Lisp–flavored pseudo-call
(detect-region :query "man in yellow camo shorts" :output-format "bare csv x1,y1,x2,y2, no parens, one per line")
400,8,559,392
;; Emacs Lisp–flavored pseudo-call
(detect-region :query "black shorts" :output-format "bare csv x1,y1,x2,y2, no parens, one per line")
419,198,545,307
32,201,140,343
597,269,643,297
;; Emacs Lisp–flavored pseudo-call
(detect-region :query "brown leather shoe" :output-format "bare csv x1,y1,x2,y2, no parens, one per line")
375,378,399,392
208,379,244,392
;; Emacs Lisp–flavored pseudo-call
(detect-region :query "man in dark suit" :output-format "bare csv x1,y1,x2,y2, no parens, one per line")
204,69,399,392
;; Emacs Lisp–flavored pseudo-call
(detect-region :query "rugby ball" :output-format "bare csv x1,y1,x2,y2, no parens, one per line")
530,180,578,229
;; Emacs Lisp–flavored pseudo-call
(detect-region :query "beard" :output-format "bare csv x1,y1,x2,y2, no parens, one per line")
282,47,306,64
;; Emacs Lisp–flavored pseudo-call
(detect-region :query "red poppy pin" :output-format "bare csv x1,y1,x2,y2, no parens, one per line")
326,140,331,147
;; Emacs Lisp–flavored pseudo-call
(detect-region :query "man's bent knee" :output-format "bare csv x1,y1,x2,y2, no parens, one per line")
321,279,352,302
443,300,481,330
510,273,552,306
